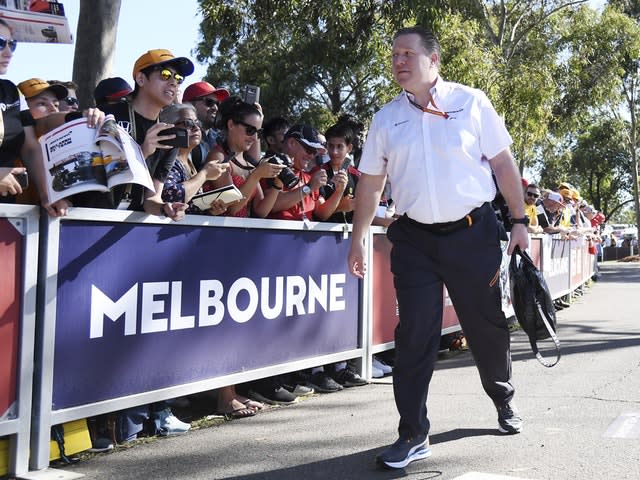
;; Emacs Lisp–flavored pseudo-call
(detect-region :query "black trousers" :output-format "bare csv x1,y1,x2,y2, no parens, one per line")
386,203,514,440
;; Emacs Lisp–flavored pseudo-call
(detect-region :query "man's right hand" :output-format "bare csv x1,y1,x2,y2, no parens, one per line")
348,239,367,278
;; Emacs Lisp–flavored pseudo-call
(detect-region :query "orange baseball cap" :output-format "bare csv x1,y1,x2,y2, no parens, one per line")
132,49,194,79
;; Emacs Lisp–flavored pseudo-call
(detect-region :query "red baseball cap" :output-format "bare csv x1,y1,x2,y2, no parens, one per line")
182,81,229,102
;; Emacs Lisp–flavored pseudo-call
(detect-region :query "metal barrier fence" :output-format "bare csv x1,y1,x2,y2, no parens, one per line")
0,206,596,476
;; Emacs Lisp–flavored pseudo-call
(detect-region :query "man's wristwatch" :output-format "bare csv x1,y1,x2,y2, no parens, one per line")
511,217,529,226
301,184,312,196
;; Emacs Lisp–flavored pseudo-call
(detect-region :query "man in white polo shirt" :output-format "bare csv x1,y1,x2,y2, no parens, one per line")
348,25,529,469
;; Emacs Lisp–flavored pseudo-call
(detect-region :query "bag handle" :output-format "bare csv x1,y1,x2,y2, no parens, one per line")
512,246,561,368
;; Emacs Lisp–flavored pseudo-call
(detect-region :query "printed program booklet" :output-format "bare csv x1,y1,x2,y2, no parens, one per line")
190,184,243,210
39,115,154,204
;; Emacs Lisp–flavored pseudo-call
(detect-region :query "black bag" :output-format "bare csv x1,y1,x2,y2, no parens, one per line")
509,246,560,367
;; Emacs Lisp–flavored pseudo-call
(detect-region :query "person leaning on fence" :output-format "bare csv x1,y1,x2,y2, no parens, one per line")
159,102,228,214
347,25,529,470
70,48,193,220
17,77,67,119
0,19,100,216
204,95,285,218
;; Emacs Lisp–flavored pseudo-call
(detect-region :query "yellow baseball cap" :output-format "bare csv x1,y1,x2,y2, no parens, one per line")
132,49,194,79
17,78,68,100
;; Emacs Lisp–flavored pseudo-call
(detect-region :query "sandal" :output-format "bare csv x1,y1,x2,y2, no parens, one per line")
235,395,264,411
224,407,256,419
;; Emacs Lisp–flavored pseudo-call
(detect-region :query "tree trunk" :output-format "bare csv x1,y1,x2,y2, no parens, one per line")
72,0,122,109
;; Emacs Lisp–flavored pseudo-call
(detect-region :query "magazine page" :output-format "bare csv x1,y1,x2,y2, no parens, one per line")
191,184,243,210
39,118,110,205
95,118,154,192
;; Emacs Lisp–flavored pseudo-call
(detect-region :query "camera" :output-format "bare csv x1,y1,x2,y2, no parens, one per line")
265,153,298,189
159,127,189,148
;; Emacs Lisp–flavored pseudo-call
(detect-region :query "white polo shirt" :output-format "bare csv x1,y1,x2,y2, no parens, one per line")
359,77,512,224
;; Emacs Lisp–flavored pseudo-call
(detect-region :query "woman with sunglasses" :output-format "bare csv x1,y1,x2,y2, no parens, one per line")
0,20,29,201
159,103,229,214
205,95,284,218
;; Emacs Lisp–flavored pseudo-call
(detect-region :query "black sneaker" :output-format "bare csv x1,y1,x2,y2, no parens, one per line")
306,372,343,393
376,435,431,469
497,401,523,434
283,383,315,397
248,379,297,405
333,368,368,387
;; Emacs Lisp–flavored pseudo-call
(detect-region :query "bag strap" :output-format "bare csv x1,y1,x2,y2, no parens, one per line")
512,246,561,368
529,301,561,367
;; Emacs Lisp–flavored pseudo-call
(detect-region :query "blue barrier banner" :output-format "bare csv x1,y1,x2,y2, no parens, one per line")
53,221,359,409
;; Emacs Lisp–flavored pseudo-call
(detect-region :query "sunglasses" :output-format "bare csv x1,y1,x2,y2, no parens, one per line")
296,139,317,155
526,192,540,198
0,35,17,52
197,97,218,108
236,120,262,136
157,68,184,85
175,118,201,131
63,97,78,106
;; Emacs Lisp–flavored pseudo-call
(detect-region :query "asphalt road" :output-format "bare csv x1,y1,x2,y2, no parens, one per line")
42,261,640,480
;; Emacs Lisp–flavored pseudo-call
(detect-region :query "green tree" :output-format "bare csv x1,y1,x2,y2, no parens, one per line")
196,0,402,127
552,5,640,236
568,119,634,220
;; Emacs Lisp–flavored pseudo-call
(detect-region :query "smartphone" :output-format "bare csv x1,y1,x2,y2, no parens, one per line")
159,127,189,148
242,85,260,105
340,156,352,171
13,171,29,189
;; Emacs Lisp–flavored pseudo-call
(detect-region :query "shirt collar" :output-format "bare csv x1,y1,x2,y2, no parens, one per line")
404,75,446,106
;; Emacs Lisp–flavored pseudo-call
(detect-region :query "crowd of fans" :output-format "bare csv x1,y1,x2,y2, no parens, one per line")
0,30,614,452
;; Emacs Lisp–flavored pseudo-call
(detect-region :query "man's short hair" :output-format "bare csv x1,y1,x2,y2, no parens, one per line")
527,183,540,191
262,117,290,141
394,25,441,58
325,122,354,145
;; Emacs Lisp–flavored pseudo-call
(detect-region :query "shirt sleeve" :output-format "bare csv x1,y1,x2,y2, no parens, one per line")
357,113,387,176
477,92,512,160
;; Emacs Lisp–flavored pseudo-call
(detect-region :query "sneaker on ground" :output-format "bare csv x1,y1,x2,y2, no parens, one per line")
306,371,343,393
372,356,393,375
376,435,431,469
87,437,114,453
496,401,523,434
283,383,315,397
333,368,368,387
249,385,297,405
371,364,385,378
154,408,190,436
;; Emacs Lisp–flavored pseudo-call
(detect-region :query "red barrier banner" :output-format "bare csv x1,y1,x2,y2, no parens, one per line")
0,218,22,418
371,234,461,345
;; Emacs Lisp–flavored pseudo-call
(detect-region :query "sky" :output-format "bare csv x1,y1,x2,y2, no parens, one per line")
5,0,210,91
5,0,607,96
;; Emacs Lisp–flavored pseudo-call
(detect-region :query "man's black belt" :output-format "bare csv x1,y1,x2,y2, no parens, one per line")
402,203,488,235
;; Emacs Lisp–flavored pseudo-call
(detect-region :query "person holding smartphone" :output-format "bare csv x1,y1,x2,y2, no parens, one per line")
159,103,228,214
